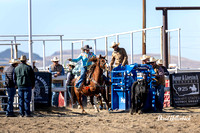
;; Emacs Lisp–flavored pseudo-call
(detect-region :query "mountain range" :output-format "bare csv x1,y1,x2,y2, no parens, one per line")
0,48,200,69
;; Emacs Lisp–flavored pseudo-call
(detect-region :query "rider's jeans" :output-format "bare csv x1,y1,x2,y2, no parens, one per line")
76,66,87,88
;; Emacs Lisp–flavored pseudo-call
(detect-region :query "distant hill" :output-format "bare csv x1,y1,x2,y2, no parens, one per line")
0,48,42,66
0,49,200,69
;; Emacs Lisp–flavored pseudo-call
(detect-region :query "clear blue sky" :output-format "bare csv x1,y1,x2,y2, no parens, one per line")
0,0,200,61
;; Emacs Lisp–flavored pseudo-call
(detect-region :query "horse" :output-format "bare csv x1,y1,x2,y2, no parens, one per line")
130,79,148,115
71,55,110,113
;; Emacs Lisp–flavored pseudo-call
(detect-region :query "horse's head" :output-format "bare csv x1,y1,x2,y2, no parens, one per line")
89,54,108,71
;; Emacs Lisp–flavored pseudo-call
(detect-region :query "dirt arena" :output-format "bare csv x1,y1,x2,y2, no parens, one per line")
0,106,200,133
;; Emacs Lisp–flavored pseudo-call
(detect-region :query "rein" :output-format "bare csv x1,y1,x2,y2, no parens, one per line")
89,58,108,89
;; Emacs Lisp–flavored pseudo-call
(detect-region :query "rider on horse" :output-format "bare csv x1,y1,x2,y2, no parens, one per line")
68,45,96,91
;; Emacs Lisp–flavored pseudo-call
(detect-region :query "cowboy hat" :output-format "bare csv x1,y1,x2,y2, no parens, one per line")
19,55,28,61
81,45,92,50
51,57,59,62
140,55,150,61
110,42,120,48
148,57,158,63
157,59,163,65
67,62,76,67
9,59,20,64
0,66,4,69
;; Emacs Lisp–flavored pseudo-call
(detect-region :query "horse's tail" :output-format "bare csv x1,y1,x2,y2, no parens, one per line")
71,78,77,104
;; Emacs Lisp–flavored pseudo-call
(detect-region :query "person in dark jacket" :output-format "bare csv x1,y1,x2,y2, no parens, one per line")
5,59,20,117
157,59,169,75
15,55,35,117
66,62,75,104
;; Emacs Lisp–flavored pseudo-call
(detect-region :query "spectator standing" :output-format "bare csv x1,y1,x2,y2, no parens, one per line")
49,57,64,107
66,62,76,105
5,59,20,117
149,57,165,112
0,66,7,111
157,59,169,75
15,55,35,117
32,60,39,72
140,55,150,64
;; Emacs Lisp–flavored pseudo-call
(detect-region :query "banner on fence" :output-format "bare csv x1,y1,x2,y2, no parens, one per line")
170,72,200,107
34,72,52,108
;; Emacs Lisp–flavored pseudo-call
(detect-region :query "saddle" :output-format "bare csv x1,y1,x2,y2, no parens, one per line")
86,64,96,85
75,64,96,88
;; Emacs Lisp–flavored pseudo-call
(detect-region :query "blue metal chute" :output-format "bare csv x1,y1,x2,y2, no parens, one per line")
111,63,157,111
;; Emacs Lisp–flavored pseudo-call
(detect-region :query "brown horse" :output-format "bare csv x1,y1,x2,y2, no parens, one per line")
71,55,110,113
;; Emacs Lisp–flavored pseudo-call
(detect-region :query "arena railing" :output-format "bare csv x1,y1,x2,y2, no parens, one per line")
0,35,93,70
72,26,163,64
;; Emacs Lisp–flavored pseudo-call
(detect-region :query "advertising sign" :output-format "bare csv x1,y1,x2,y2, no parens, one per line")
34,72,52,108
170,72,200,107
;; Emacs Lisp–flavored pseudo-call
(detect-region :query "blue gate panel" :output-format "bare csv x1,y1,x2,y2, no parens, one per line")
111,63,156,111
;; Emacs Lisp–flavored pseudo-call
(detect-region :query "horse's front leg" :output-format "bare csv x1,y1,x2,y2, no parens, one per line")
75,90,86,114
92,96,99,112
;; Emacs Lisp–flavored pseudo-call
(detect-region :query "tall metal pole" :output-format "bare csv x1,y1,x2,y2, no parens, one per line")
105,37,108,60
116,35,119,43
160,27,163,60
163,9,168,68
130,33,133,64
43,41,46,70
94,39,97,55
71,43,74,59
168,32,171,64
142,0,146,55
81,41,84,53
28,0,33,66
60,36,63,65
11,41,13,59
178,28,181,69
14,36,18,59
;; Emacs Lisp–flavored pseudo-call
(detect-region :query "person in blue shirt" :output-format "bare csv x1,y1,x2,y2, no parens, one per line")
68,45,96,91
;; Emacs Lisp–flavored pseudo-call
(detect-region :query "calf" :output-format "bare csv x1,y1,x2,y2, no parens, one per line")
130,79,148,114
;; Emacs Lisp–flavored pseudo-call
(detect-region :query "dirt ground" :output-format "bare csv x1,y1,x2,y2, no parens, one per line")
0,106,200,133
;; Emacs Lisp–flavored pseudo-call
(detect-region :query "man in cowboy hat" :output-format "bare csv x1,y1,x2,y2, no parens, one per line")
110,42,128,70
68,45,96,90
32,60,39,72
4,59,20,117
15,55,35,117
157,59,169,75
140,54,150,64
49,56,64,107
149,57,165,112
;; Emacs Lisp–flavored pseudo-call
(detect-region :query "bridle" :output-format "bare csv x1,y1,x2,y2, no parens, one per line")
90,57,108,88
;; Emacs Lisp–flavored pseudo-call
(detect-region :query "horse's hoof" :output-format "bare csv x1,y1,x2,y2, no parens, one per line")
82,110,87,114
108,108,112,111
138,110,143,114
